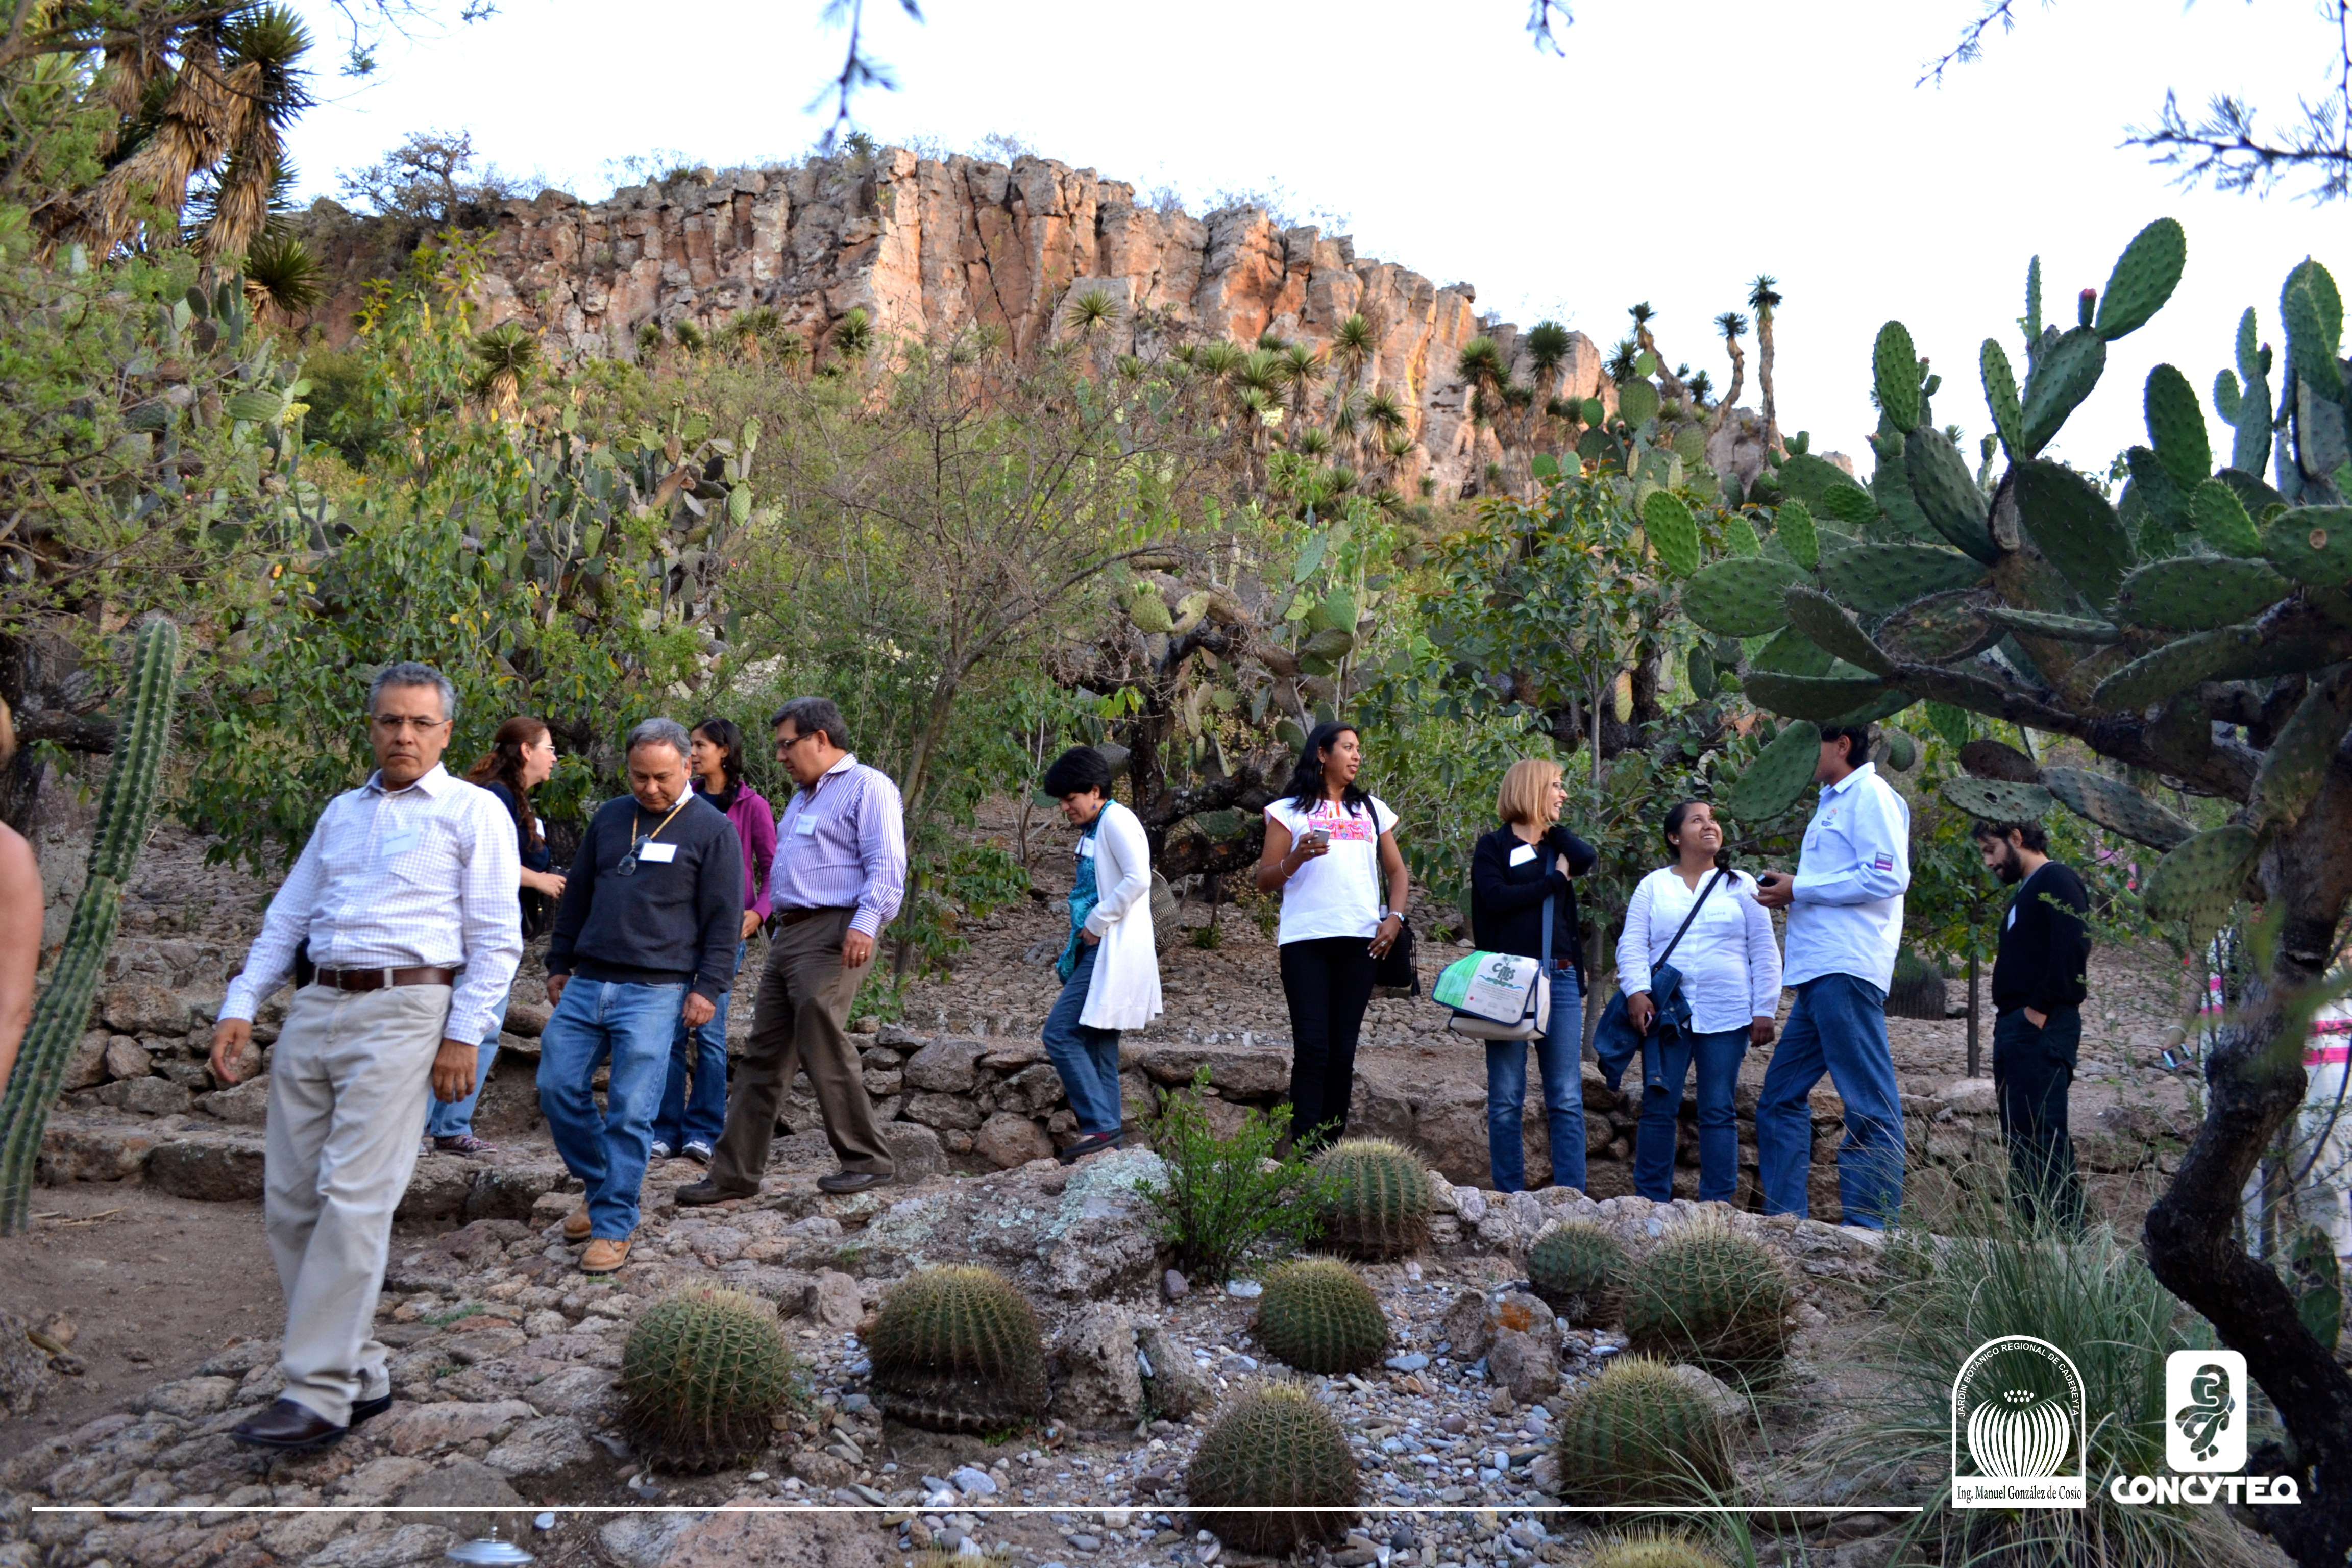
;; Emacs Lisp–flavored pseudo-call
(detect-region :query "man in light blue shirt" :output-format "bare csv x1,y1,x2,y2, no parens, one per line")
1752,721,1912,1227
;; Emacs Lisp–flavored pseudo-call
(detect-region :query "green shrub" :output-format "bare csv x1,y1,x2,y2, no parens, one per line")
1313,1140,1433,1260
1185,1382,1359,1553
618,1287,804,1469
1528,1220,1631,1327
1624,1224,1793,1381
1255,1258,1389,1374
867,1266,1048,1433
1135,1068,1321,1283
1554,1355,1731,1506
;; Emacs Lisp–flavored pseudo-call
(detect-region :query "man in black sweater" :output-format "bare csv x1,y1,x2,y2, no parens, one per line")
540,718,742,1272
1975,818,2091,1229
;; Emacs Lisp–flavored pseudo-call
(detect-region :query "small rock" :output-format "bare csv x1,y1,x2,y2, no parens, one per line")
1163,1269,1189,1301
1383,1354,1428,1373
1135,1321,1209,1418
102,1037,153,1082
198,1075,272,1126
140,1375,235,1418
808,1270,864,1330
974,1111,1055,1170
789,1450,852,1489
1487,1327,1560,1403
1224,1280,1262,1300
951,1465,998,1496
1054,1305,1143,1432
95,1075,192,1115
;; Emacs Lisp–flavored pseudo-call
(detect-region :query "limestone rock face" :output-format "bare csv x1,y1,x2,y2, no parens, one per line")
302,148,1620,502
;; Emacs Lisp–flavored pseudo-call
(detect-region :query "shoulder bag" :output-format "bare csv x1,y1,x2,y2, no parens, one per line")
1373,906,1419,996
1434,892,1554,1042
1591,869,1727,1091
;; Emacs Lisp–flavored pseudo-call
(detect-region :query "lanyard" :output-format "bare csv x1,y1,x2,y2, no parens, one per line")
615,796,690,876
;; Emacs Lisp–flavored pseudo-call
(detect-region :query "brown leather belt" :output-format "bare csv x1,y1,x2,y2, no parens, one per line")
313,965,460,992
773,906,851,928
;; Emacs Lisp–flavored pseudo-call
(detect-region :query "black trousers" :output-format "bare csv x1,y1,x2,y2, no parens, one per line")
1279,936,1377,1153
1993,1006,2085,1230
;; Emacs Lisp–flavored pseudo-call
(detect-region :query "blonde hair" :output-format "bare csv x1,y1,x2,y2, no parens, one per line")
1496,757,1563,826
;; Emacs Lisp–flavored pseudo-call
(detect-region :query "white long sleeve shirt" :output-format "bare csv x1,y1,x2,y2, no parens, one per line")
1615,867,1783,1034
219,764,524,1044
1782,761,1912,991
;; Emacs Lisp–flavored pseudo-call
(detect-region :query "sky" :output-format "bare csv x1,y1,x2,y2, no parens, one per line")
281,0,2346,478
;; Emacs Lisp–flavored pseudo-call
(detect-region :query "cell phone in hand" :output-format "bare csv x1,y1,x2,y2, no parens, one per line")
1300,828,1331,849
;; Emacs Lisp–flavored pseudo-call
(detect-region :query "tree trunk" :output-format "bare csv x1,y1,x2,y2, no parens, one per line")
1965,951,1979,1079
2143,799,2352,1565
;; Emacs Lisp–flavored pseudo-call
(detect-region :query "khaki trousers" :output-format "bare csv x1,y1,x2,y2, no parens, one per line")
711,907,890,1185
264,982,448,1425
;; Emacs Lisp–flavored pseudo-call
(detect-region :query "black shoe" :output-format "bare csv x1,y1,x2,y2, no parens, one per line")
230,1398,347,1453
351,1392,393,1426
817,1170,891,1194
1057,1132,1121,1166
675,1178,759,1207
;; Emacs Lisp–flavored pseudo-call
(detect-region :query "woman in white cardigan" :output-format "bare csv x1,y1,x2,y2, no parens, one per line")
1039,746,1162,1163
1616,800,1782,1203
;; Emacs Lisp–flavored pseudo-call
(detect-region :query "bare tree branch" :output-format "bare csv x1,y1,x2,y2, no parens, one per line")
1916,0,2041,88
808,0,925,153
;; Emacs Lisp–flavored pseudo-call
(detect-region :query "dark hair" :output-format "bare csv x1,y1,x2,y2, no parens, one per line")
692,717,746,795
1818,723,1875,768
769,695,850,751
1041,745,1115,799
1661,799,1731,868
467,716,550,852
1971,818,2049,853
1282,721,1370,815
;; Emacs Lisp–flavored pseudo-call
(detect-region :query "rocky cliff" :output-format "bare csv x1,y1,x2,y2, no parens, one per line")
305,147,1619,499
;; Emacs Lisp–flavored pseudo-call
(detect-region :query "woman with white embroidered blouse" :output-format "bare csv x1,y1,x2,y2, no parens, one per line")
1616,800,1782,1202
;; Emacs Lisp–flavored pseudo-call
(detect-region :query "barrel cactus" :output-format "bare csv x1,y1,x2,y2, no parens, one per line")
0,617,179,1235
868,1266,1048,1433
1313,1139,1433,1260
1185,1382,1359,1553
1554,1355,1732,1507
1527,1221,1630,1327
619,1287,803,1469
1255,1258,1389,1374
1625,1224,1794,1381
1588,1533,1729,1568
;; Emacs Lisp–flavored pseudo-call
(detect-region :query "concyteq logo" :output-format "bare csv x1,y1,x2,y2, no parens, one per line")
1952,1335,2087,1508
2106,1350,2301,1507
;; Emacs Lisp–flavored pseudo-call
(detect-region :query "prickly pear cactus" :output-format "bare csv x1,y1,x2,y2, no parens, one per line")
1724,721,1822,821
2037,767,2192,850
0,618,179,1236
1940,776,2054,824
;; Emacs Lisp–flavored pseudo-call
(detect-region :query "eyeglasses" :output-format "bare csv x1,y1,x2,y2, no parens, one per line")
776,730,816,751
370,715,450,733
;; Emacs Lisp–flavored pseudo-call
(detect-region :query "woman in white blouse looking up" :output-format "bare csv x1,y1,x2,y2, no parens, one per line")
1617,800,1782,1203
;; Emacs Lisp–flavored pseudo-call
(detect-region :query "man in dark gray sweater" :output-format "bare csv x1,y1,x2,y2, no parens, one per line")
541,718,742,1272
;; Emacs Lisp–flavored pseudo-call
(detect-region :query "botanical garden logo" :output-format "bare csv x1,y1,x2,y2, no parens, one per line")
1951,1335,2087,1508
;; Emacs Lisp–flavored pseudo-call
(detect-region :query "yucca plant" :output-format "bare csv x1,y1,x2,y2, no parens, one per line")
470,322,540,417
239,230,323,320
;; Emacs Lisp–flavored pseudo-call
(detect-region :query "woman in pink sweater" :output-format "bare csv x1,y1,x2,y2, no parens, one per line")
652,717,776,1162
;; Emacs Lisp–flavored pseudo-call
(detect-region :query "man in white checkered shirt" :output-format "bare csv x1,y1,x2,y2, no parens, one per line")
207,663,522,1453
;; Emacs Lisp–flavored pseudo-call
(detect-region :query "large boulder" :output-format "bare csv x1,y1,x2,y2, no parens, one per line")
1053,1304,1144,1431
902,1036,987,1093
146,1134,266,1201
880,1121,945,1183
99,981,191,1037
975,1112,1054,1169
1135,1045,1288,1098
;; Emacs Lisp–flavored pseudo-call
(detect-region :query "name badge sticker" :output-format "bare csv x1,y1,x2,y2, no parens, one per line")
1508,843,1537,867
638,842,679,864
794,814,819,836
1076,838,1096,858
379,828,420,861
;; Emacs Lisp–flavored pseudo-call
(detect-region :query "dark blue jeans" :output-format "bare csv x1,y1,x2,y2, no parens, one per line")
537,977,684,1239
1485,964,1585,1193
424,1016,502,1139
1634,1025,1747,1203
1756,973,1905,1227
1042,941,1123,1136
655,940,743,1149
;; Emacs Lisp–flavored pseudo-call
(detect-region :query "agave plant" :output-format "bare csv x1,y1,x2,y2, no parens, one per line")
471,322,540,416
1526,319,1572,394
239,230,322,320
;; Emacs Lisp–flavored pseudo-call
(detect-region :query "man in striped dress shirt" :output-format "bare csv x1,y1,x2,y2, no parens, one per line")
208,664,523,1452
679,696,906,1202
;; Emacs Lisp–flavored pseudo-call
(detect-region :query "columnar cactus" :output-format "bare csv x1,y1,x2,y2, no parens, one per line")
0,617,179,1235
619,1287,803,1469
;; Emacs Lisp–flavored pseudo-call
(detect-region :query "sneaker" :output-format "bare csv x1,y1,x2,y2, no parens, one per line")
1057,1131,1121,1166
648,1141,673,1161
433,1134,498,1157
681,1141,714,1165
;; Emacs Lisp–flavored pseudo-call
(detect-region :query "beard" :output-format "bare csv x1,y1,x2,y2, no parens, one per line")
1991,845,2025,884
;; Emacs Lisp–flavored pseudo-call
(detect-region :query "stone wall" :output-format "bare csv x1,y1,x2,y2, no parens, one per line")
300,146,1621,501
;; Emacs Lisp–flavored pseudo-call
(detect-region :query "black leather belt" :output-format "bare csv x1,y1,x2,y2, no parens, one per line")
313,965,460,992
773,906,851,928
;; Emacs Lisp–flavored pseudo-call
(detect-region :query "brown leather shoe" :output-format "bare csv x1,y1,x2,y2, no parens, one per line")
580,1237,631,1274
230,1398,347,1452
562,1205,591,1243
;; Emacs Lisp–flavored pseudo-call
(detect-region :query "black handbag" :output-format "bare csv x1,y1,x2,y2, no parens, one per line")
1373,910,1419,995
1592,869,1727,1091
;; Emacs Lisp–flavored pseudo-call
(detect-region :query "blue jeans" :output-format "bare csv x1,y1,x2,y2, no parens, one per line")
537,977,685,1239
655,941,743,1149
1756,973,1905,1227
1042,942,1122,1136
424,1016,502,1139
1634,1026,1747,1203
1485,964,1584,1193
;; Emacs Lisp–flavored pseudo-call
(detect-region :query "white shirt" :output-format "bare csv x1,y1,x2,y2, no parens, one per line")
1616,867,1783,1034
220,764,525,1044
1264,794,1398,944
1782,761,1912,990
